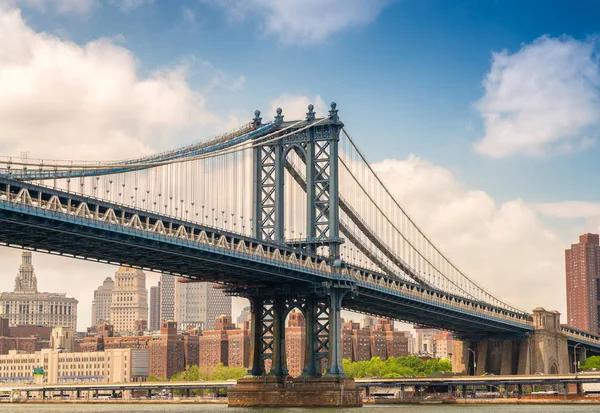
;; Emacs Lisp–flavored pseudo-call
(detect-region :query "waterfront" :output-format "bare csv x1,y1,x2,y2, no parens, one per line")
1,405,600,413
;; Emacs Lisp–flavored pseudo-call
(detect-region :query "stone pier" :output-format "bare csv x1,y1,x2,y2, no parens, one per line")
228,376,362,407
453,308,570,375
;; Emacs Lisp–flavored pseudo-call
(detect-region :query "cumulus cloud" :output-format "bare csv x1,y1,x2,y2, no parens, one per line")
0,8,238,160
373,155,566,314
0,8,251,329
535,201,600,219
206,0,394,46
475,35,600,158
268,93,327,121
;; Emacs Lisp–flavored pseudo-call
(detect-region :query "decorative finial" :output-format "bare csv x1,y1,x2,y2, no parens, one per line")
329,102,339,121
252,110,262,128
306,104,315,122
274,107,284,123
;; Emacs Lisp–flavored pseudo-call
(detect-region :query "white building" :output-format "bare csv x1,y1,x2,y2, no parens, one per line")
0,347,149,384
174,281,231,331
91,277,114,327
0,251,78,330
415,328,442,356
110,267,148,336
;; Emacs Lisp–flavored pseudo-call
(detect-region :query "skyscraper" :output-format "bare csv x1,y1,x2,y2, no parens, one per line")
149,283,161,332
566,233,600,334
174,281,231,331
159,274,175,321
91,277,114,327
0,251,78,330
110,267,148,336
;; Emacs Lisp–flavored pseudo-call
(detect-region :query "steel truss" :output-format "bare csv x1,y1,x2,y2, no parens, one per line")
253,104,343,260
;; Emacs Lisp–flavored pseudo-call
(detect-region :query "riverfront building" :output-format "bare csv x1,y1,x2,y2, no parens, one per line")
0,326,149,384
0,251,78,330
566,233,600,334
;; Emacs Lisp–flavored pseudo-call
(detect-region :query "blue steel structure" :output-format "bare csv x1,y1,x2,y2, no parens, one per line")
0,103,598,379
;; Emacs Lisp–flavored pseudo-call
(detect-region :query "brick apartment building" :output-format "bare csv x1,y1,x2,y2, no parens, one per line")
566,233,600,334
342,318,410,362
0,317,52,355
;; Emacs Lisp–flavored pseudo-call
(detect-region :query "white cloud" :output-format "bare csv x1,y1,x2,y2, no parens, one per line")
207,0,394,46
0,8,239,160
474,35,600,158
268,93,327,121
373,155,567,314
535,201,600,219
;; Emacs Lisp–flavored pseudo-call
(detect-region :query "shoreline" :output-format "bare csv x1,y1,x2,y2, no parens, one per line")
5,397,600,405
2,398,228,404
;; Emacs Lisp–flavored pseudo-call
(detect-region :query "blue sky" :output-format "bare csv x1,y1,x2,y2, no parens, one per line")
14,0,600,203
1,0,600,327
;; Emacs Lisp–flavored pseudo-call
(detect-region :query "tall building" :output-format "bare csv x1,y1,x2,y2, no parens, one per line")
0,251,78,330
110,267,148,336
159,274,175,322
91,277,114,327
174,281,231,331
566,233,600,334
285,310,306,377
149,283,161,332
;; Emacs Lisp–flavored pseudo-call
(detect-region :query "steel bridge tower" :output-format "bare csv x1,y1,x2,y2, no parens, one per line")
229,103,361,406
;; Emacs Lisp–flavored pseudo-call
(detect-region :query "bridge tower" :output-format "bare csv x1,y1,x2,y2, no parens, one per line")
251,103,343,261
229,104,361,407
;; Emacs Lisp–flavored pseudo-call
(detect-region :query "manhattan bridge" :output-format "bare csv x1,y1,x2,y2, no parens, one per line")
0,103,597,405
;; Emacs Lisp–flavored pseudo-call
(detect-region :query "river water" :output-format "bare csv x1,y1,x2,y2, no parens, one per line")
0,405,598,413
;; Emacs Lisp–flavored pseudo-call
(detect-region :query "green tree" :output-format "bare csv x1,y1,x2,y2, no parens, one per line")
341,356,452,378
580,356,600,371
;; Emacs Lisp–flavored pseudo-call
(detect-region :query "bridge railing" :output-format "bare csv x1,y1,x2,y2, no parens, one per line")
345,267,532,327
561,326,600,348
0,182,532,329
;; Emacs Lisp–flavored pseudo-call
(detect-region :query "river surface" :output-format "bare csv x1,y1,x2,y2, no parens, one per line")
0,405,599,413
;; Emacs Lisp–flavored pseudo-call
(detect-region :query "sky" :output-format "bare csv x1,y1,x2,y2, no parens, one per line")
1,0,600,331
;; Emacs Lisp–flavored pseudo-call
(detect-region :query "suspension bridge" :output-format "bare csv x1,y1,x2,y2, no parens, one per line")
0,103,596,406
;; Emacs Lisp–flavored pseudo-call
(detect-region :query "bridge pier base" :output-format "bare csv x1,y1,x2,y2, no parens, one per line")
228,376,361,407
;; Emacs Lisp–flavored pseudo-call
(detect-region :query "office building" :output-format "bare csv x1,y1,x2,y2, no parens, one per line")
174,281,231,331
149,283,161,332
159,274,175,322
91,277,114,326
109,267,148,336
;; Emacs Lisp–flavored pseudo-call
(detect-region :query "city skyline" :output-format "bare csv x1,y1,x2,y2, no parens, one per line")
0,1,599,331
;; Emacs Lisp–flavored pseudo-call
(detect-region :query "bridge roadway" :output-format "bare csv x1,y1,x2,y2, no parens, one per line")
4,374,600,395
0,176,533,337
